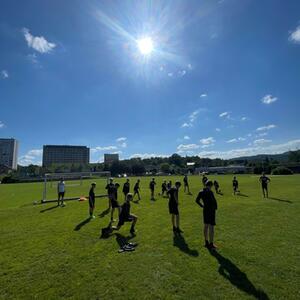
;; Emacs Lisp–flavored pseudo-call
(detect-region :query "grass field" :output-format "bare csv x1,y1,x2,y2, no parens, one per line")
0,175,299,299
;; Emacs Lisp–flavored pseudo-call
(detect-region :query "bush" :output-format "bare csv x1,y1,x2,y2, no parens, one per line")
1,175,19,184
272,167,293,175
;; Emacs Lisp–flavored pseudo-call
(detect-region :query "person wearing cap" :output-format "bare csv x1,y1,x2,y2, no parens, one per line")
149,177,156,200
133,179,141,201
112,193,138,235
89,182,96,218
122,178,130,199
105,178,115,211
167,181,183,234
57,178,66,207
110,183,121,222
196,180,218,250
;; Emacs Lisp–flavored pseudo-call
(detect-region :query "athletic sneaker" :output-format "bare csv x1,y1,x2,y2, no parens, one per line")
128,242,138,247
204,240,210,248
90,215,95,219
123,245,135,251
176,228,184,234
209,243,218,250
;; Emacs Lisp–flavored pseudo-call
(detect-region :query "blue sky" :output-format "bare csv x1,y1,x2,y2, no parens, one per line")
0,0,300,165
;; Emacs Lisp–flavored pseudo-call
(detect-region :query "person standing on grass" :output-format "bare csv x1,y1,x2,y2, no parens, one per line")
110,183,121,222
161,180,167,197
196,181,218,250
167,181,183,234
105,178,115,211
57,178,66,207
89,182,96,219
214,180,220,194
112,193,138,235
202,174,208,187
232,176,239,195
122,178,130,199
259,173,271,198
167,180,172,191
133,179,141,201
149,177,156,200
183,175,191,194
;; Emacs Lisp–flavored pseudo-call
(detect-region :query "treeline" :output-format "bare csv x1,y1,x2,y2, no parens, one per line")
1,150,299,183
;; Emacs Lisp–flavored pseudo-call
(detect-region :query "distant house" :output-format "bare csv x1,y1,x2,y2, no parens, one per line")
195,165,251,174
104,153,119,164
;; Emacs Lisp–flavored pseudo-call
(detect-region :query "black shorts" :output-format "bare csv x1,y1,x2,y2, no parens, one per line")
58,192,65,198
134,189,139,193
169,202,179,215
118,215,134,227
233,186,238,191
262,184,268,190
111,199,120,208
203,209,216,226
184,182,188,187
89,197,95,208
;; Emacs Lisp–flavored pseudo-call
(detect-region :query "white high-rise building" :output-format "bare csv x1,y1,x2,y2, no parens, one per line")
0,138,19,170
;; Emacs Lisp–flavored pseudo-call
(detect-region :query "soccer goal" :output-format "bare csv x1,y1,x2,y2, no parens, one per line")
41,171,111,203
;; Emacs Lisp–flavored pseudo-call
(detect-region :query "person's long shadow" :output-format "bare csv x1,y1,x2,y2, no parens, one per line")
40,205,59,213
74,217,91,231
98,208,110,218
267,197,292,204
115,233,135,248
210,250,269,299
237,193,249,198
173,234,199,257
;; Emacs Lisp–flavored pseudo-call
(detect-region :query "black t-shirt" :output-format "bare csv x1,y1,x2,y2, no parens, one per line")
111,185,118,200
134,182,139,191
105,183,115,195
260,176,270,186
233,179,238,187
167,182,172,190
162,182,167,190
214,181,219,188
89,188,95,200
167,187,178,205
196,188,217,210
184,177,188,184
149,181,156,190
123,182,130,193
119,201,130,220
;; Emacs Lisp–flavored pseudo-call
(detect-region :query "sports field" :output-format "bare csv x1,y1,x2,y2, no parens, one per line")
0,175,299,299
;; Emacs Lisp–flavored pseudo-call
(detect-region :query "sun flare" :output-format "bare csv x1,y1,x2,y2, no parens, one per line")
137,37,154,55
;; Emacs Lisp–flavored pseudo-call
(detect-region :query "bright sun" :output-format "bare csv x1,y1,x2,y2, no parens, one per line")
137,37,154,55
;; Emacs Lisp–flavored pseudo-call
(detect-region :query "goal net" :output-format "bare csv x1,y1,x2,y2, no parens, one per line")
42,171,111,203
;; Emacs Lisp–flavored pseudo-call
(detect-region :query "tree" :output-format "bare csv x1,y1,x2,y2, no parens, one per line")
160,163,170,173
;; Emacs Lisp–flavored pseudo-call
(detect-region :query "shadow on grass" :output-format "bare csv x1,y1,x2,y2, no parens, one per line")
237,193,249,198
74,217,91,231
210,250,269,299
115,233,135,247
98,208,110,218
267,197,292,204
40,205,59,213
173,234,199,257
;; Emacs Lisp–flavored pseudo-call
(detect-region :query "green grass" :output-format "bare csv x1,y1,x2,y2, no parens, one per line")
0,175,299,299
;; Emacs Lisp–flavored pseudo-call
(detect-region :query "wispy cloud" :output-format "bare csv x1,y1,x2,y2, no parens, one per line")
1,70,9,79
200,93,207,98
241,116,248,121
0,121,5,128
19,149,43,166
253,139,272,145
130,153,168,159
200,137,215,145
226,137,246,143
219,111,231,119
183,135,190,140
289,25,300,44
91,145,118,153
215,128,221,132
177,144,199,152
181,109,206,128
116,137,127,148
261,94,278,105
22,28,56,53
256,124,276,131
197,139,300,159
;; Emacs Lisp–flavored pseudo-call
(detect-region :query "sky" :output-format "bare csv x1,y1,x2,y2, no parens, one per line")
0,0,300,165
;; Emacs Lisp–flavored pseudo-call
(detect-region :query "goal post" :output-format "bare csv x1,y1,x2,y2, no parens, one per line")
41,171,111,203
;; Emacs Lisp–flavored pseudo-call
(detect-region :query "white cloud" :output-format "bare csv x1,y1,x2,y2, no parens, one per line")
241,117,248,121
116,137,127,148
187,64,192,70
261,94,278,105
22,28,56,53
1,70,9,79
130,153,168,159
0,121,5,128
197,139,300,159
200,137,215,145
289,25,300,44
181,122,192,128
200,93,207,98
177,144,200,152
183,135,190,140
258,132,268,137
168,72,173,77
215,128,221,132
27,53,39,64
256,124,276,131
19,149,42,166
219,111,230,118
226,137,246,143
178,70,186,77
91,145,118,153
253,139,272,145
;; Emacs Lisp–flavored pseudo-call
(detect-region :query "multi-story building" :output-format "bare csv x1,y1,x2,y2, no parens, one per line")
0,138,19,170
42,145,90,167
104,153,119,164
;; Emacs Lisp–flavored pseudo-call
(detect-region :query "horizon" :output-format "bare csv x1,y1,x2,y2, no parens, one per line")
1,0,300,166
